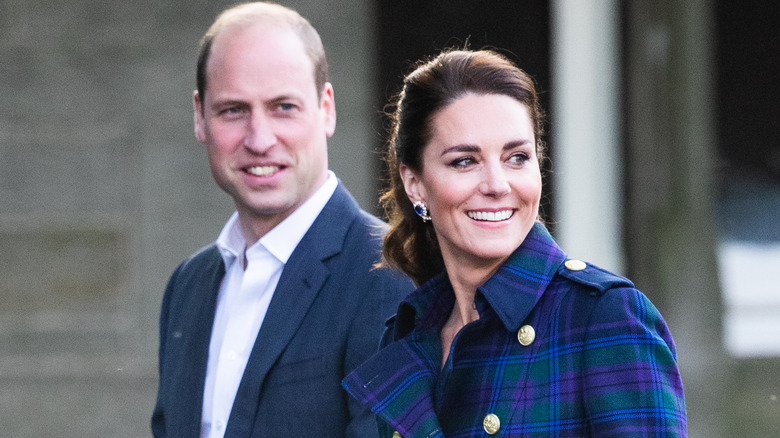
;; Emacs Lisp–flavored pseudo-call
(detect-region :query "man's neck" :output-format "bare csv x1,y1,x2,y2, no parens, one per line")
236,171,336,248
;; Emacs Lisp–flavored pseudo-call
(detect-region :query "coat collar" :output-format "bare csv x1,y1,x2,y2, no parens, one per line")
394,221,567,340
480,221,567,331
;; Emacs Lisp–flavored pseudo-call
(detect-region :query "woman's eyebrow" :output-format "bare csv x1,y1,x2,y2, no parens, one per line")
441,144,480,156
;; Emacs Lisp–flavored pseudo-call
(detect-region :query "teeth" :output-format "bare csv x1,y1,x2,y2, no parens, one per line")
246,166,278,176
468,210,513,221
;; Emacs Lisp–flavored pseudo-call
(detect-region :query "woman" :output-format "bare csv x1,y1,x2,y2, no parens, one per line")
342,49,687,437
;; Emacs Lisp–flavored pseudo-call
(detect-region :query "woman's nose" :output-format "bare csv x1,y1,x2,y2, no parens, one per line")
480,163,511,196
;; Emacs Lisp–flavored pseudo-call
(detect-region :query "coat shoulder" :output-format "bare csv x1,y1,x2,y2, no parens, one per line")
555,259,634,297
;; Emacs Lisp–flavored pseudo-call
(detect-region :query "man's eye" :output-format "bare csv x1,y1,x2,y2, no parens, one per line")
279,103,295,111
221,107,242,115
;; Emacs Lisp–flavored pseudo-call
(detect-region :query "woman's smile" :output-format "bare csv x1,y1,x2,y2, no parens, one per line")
401,92,542,268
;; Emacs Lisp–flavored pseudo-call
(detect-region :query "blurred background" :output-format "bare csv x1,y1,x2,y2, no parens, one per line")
1,0,778,436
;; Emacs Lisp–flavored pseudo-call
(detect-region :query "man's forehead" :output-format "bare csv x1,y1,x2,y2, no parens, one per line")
209,24,308,68
203,26,319,101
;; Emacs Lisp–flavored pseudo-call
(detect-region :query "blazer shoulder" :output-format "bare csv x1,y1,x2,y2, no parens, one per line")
303,182,385,254
165,243,222,292
334,190,389,251
556,259,634,297
349,210,389,244
178,243,220,269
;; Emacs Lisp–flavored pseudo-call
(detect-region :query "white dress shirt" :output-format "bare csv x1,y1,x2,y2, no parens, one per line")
200,172,338,438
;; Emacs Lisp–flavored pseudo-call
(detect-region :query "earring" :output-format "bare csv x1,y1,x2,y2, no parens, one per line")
413,201,431,222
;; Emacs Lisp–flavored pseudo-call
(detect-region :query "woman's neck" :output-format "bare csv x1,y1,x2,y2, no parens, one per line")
443,252,504,326
440,260,501,368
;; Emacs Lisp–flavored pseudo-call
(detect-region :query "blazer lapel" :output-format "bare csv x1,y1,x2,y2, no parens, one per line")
172,247,225,436
224,183,359,435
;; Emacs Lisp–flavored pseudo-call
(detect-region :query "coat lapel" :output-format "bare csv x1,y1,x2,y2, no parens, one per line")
224,183,359,435
342,337,443,438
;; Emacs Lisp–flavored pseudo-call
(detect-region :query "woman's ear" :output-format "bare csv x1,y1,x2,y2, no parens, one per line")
399,163,425,203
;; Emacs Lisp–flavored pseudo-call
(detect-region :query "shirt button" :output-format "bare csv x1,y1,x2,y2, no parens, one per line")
215,419,225,430
564,259,587,271
483,413,501,435
517,324,536,346
227,351,239,361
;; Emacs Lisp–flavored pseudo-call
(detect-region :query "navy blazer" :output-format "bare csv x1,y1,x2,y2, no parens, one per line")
152,183,414,437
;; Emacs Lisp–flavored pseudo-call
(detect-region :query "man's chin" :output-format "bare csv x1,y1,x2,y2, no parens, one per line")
236,199,297,220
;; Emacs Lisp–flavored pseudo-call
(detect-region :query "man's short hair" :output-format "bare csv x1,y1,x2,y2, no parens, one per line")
196,2,329,109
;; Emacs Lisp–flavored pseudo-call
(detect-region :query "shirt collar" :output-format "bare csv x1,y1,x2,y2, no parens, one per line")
394,222,567,338
215,212,245,268
215,171,338,266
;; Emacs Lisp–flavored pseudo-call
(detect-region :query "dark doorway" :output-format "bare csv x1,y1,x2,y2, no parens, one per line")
374,0,553,221
715,0,780,241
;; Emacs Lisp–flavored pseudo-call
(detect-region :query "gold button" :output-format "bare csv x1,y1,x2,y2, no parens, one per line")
392,432,402,438
564,259,586,271
517,324,535,346
483,413,501,435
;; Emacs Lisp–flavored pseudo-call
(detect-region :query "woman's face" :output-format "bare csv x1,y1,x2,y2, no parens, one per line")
401,92,542,270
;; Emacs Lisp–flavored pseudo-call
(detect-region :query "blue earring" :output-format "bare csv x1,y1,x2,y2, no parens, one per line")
413,201,431,222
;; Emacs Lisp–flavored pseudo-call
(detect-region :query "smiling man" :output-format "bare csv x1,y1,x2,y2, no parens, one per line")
151,3,412,437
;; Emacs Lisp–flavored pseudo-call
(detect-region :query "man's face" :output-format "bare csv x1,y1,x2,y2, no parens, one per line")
194,25,335,240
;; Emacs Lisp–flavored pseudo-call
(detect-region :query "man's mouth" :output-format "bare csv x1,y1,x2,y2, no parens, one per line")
246,165,280,176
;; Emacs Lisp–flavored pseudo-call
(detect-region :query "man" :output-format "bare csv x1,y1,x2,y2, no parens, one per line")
151,3,413,437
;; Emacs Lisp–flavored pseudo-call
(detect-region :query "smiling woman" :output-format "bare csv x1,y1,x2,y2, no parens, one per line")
342,49,688,437
400,93,542,280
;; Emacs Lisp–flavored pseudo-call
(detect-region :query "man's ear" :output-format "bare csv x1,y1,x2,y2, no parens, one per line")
399,163,426,204
193,90,206,143
321,82,336,138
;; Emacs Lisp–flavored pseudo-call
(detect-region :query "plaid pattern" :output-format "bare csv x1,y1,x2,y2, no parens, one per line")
343,222,687,437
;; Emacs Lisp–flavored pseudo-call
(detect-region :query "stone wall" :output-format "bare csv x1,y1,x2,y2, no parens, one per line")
0,1,377,436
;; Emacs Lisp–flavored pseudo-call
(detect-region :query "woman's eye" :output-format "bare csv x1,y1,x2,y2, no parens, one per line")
450,157,476,168
508,152,530,165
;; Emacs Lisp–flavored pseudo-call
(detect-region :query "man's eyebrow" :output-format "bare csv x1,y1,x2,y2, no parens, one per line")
209,98,245,108
266,95,299,105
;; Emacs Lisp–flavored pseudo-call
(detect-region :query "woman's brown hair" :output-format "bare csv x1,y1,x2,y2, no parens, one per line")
381,49,545,286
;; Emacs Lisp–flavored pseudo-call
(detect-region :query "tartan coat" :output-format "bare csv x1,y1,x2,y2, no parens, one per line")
343,222,687,437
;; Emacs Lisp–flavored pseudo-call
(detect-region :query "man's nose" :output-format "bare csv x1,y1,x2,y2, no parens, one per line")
243,113,276,153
